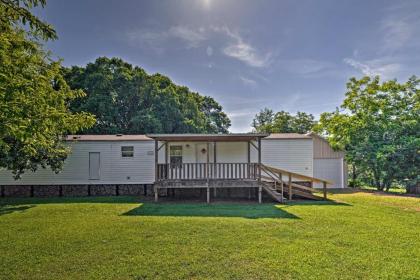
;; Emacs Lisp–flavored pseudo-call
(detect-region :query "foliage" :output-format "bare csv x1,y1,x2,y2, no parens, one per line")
0,0,57,40
64,57,231,134
252,108,316,133
1,193,419,279
316,76,420,191
0,0,95,178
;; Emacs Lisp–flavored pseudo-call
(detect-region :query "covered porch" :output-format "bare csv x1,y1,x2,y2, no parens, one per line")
147,134,268,203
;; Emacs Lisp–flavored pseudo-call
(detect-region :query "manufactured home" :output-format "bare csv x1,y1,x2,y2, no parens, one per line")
0,133,347,202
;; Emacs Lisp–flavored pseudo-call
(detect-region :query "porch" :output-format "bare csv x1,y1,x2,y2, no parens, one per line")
148,134,267,203
147,133,331,203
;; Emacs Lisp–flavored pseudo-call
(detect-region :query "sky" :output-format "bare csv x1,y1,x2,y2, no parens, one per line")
35,0,420,132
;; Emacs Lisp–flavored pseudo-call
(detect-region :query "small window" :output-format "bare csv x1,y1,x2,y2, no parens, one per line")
121,146,134,157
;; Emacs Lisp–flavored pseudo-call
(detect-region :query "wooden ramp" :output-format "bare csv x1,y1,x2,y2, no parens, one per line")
260,164,332,202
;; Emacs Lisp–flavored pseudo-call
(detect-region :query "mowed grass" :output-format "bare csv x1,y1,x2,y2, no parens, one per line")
0,191,419,280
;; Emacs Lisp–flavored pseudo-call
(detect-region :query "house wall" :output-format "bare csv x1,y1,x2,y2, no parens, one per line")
313,135,344,159
159,140,314,178
157,141,247,164
313,158,345,188
0,136,345,189
251,139,314,177
0,141,155,185
312,135,347,188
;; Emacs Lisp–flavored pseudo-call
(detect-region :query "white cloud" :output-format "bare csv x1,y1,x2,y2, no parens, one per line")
381,18,412,53
342,3,420,80
239,76,257,87
127,25,273,67
168,26,206,48
213,26,272,68
281,59,335,76
126,29,168,54
343,58,401,79
379,2,420,53
226,110,255,132
127,25,206,50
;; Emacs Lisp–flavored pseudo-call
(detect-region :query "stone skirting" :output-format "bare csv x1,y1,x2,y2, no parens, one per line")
407,185,420,195
0,184,274,201
0,184,154,198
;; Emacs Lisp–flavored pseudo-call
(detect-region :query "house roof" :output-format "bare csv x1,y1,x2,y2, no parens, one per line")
264,133,312,139
65,134,152,141
146,133,269,142
65,133,311,142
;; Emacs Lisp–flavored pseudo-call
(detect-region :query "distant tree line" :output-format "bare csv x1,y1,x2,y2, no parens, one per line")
63,57,230,135
252,109,315,134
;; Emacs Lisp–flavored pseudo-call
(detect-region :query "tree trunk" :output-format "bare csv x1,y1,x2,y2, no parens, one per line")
352,164,358,187
372,167,383,191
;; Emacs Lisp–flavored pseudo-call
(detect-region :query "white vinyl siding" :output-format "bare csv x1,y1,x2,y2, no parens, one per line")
313,158,345,188
157,142,247,164
216,142,247,163
0,141,155,185
253,139,313,177
0,136,346,188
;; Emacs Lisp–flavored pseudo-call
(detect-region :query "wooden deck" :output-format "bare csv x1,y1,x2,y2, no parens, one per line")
154,162,332,203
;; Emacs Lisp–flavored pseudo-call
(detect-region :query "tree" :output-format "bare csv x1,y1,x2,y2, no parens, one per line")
251,108,274,132
252,109,315,133
316,76,420,191
64,57,231,134
0,0,95,178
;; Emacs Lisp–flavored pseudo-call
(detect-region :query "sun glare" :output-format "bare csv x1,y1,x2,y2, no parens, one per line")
202,0,212,9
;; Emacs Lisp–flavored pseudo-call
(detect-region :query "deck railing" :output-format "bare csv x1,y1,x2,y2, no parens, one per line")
157,163,258,181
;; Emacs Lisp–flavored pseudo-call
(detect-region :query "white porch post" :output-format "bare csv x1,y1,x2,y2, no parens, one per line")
213,141,217,197
258,137,261,183
206,141,210,203
154,139,158,202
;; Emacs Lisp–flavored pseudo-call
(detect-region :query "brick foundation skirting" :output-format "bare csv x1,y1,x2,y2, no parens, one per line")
0,184,265,199
407,185,420,195
0,184,152,198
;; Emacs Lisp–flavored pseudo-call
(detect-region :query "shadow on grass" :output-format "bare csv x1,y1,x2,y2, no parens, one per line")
0,197,351,218
0,196,143,206
285,200,352,207
123,203,300,219
0,205,35,216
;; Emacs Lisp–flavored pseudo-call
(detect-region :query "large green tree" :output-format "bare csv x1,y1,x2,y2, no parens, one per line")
64,57,231,134
316,76,420,191
252,108,316,134
0,0,95,178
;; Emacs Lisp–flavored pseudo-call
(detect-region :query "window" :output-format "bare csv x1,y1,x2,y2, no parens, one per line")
121,146,134,157
170,145,182,166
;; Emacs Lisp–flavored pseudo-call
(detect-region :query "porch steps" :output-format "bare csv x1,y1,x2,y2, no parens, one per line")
260,182,286,203
261,179,322,201
260,164,328,201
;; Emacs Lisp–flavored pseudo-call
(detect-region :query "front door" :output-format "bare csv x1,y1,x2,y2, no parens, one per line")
89,152,100,180
196,143,208,163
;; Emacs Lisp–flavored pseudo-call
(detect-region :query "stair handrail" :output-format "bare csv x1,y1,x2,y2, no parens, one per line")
261,164,333,185
260,164,331,200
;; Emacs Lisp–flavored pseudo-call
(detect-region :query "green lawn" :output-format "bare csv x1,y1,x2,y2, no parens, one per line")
0,191,419,279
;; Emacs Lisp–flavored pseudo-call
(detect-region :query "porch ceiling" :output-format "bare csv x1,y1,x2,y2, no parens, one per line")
146,133,269,142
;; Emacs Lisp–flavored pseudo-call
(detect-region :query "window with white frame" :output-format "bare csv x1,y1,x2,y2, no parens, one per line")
121,146,134,157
